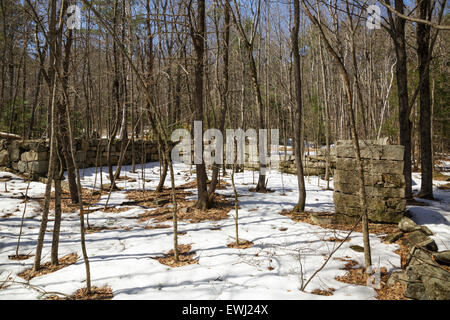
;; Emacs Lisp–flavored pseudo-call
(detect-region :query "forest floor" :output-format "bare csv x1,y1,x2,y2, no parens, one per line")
0,161,449,300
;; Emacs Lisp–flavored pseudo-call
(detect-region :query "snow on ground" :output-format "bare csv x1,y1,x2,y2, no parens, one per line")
0,163,448,300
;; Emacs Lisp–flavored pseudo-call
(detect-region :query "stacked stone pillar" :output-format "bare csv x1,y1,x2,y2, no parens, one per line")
333,140,406,224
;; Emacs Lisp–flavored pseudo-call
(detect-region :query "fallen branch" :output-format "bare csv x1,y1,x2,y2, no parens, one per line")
0,131,22,140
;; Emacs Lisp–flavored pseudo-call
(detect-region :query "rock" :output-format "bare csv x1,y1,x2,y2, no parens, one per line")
7,140,21,162
398,217,420,233
17,161,27,173
433,251,450,266
404,248,450,300
386,270,408,287
417,239,438,252
27,161,49,174
334,192,405,223
350,245,365,252
20,150,48,162
420,226,433,236
0,149,9,166
404,230,438,251
385,231,404,243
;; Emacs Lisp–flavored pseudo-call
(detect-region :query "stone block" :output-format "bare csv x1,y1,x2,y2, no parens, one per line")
336,158,403,174
17,160,27,173
20,150,48,162
0,149,9,166
336,144,404,161
334,181,405,198
7,140,21,161
29,161,49,174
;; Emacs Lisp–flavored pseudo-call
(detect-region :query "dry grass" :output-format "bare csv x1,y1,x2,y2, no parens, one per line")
45,286,114,300
18,253,78,281
154,244,198,267
227,240,254,249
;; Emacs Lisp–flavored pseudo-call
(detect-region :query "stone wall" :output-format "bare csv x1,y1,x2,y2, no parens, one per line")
279,153,336,176
333,140,406,223
0,138,159,178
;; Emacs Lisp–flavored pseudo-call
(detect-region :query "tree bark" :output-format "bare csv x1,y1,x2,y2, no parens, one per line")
292,0,306,212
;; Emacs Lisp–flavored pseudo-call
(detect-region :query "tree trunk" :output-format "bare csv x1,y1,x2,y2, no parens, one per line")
292,0,306,212
416,0,433,199
191,0,211,210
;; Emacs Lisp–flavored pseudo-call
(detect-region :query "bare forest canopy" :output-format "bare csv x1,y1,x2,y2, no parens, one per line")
0,0,448,169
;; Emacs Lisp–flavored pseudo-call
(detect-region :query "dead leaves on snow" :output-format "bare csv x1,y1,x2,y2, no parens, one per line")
279,209,398,235
227,240,254,249
154,244,198,268
18,253,78,281
136,193,232,224
334,258,407,300
45,285,114,300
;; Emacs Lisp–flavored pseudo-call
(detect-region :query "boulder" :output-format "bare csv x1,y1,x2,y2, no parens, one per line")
433,251,450,266
384,231,404,243
20,150,48,162
420,226,433,236
350,245,365,252
404,248,450,300
398,217,421,233
403,230,438,252
7,140,21,161
386,270,408,287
